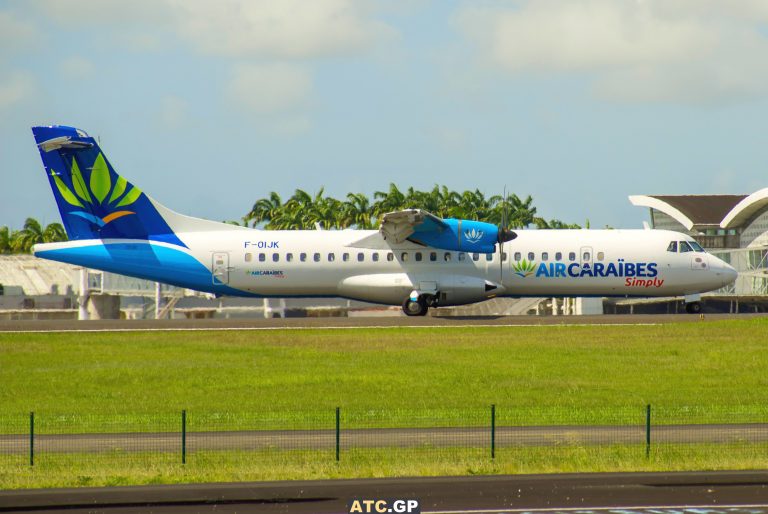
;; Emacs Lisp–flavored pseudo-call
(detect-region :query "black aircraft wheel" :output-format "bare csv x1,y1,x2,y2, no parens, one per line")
402,297,428,317
685,301,702,314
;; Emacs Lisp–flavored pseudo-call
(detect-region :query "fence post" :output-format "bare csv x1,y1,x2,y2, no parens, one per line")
181,410,187,465
335,407,340,462
29,412,34,467
645,404,651,459
491,404,496,459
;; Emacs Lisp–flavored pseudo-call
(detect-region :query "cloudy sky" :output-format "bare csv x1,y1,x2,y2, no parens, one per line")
2,0,768,230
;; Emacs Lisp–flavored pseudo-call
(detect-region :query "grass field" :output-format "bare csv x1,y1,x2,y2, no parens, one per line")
2,319,768,416
1,318,768,488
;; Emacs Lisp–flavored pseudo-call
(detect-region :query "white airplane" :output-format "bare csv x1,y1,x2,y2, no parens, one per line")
31,125,737,316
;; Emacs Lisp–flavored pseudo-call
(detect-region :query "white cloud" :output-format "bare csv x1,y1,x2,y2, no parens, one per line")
169,0,393,59
32,0,393,59
58,56,95,78
0,71,36,110
455,0,768,103
0,10,41,56
227,63,312,113
158,95,188,128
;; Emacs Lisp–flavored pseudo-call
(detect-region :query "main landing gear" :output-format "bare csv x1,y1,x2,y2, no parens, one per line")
402,294,438,316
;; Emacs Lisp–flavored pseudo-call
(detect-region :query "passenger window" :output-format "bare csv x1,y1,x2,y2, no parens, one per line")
486,253,493,261
569,252,576,261
555,252,562,261
401,252,409,261
444,252,452,262
542,252,549,261
430,252,437,262
342,253,350,262
245,253,252,262
387,252,394,262
458,252,466,261
583,252,590,261
286,253,293,262
667,241,678,253
372,253,379,262
472,253,480,261
259,253,266,262
679,241,693,253
597,252,604,261
313,253,320,262
689,241,705,252
514,252,521,261
528,252,535,261
415,252,423,262
501,252,508,262
300,252,307,262
328,253,335,262
358,252,364,262
272,253,279,262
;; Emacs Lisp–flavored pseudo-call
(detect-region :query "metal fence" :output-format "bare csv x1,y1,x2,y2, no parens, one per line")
1,406,767,469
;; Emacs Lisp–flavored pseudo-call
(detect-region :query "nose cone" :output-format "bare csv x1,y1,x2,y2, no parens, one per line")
712,257,738,287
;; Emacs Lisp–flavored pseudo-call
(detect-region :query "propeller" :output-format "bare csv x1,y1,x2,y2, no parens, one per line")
497,187,517,283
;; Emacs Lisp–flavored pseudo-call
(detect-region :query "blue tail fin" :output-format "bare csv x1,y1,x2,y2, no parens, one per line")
32,125,185,247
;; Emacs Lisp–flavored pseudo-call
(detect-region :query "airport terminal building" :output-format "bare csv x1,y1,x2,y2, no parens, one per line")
630,188,768,302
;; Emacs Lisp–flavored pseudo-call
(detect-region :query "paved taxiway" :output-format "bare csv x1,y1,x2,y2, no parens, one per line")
1,471,767,513
2,424,766,454
0,313,762,333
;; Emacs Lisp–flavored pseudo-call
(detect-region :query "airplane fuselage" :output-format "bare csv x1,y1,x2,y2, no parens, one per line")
35,227,737,307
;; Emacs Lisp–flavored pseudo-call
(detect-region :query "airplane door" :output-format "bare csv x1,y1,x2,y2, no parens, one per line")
212,252,230,284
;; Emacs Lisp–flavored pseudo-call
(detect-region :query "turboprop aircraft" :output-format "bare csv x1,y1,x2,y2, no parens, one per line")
31,125,737,316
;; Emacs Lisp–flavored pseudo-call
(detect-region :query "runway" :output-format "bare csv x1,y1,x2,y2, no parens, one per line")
1,471,767,513
0,313,762,333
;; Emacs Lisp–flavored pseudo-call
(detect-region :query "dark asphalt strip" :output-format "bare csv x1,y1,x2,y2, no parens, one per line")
1,471,768,513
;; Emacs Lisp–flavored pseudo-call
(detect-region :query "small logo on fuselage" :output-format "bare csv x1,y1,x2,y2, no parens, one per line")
463,228,483,244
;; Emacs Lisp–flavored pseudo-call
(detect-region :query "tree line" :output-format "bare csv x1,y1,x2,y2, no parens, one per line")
0,218,67,254
244,183,581,230
2,185,580,254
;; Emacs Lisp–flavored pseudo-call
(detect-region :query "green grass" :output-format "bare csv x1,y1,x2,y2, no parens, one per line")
3,444,767,490
2,320,768,417
2,319,768,488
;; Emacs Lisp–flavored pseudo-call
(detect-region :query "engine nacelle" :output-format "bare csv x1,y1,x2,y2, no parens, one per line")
409,219,500,253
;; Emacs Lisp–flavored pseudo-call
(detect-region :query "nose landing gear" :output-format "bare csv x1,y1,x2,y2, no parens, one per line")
685,301,702,314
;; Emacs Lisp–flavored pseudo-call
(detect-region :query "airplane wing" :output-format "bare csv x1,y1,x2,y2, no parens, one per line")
379,209,448,243
346,209,447,249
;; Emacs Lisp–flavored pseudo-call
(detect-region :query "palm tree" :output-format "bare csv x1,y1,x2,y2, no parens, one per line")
0,226,12,254
245,192,283,228
42,222,67,243
344,193,374,229
11,218,44,253
372,183,406,218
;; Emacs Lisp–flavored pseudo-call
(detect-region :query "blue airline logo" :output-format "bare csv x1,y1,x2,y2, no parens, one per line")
463,228,484,244
535,259,658,278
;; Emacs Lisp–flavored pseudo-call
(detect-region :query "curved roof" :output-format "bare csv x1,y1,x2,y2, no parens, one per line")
629,194,747,229
629,195,694,230
721,188,768,228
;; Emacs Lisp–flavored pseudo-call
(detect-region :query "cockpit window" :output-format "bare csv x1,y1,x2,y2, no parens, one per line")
667,241,677,253
679,241,693,253
689,241,705,252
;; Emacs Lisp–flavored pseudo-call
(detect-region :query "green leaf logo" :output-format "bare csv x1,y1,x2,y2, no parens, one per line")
512,259,536,278
54,152,143,226
51,171,84,208
90,153,112,203
70,158,92,203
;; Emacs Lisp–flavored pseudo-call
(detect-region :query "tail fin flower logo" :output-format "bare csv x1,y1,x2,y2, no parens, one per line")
51,153,142,227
